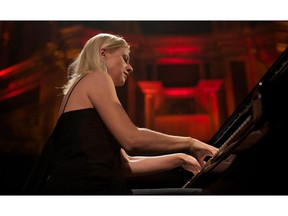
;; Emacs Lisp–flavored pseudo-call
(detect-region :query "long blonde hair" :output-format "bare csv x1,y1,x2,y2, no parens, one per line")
63,33,130,95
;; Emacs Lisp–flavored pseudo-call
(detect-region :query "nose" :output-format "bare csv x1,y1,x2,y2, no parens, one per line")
126,64,133,74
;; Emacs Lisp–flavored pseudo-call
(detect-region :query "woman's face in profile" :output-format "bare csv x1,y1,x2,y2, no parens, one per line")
104,47,133,86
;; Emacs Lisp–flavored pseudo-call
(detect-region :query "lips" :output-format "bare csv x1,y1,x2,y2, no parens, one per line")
124,71,129,79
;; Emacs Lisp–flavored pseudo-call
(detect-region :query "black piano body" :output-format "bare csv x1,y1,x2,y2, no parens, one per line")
183,47,288,195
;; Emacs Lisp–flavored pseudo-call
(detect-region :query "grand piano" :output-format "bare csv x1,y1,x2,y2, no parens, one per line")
183,47,288,195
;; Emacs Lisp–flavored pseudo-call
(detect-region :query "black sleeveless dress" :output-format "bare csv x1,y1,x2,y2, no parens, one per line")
23,84,133,196
23,108,131,195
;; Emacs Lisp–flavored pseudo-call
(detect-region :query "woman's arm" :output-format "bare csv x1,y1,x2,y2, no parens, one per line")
85,72,218,159
120,149,202,177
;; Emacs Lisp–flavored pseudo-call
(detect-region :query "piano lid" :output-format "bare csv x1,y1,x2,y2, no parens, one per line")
183,47,288,194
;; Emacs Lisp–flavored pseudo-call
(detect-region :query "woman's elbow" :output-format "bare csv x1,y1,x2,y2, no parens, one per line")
122,139,140,155
121,133,142,155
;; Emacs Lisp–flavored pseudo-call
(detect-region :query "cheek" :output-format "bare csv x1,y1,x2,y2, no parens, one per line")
107,64,123,82
107,58,121,71
108,60,124,74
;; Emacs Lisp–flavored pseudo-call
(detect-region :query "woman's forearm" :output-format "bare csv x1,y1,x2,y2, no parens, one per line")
125,127,193,155
121,150,186,177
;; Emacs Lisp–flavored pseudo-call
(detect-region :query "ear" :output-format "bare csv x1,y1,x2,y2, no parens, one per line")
100,48,106,57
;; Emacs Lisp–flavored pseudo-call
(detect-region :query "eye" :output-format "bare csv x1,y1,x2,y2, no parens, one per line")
123,55,130,63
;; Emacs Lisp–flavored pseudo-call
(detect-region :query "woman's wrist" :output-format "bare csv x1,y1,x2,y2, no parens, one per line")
176,153,187,167
185,137,195,154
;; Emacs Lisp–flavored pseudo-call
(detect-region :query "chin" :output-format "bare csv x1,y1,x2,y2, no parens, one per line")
115,81,126,87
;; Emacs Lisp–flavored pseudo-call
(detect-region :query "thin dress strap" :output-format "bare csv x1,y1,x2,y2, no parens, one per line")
58,74,88,116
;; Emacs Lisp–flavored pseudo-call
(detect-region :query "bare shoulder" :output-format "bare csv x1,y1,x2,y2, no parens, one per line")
84,71,111,82
81,71,112,88
80,72,117,98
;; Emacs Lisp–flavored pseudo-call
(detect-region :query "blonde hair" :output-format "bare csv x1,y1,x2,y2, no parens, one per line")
63,33,130,95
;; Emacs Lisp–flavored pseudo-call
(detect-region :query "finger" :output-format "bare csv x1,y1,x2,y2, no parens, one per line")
193,167,201,174
199,160,206,167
